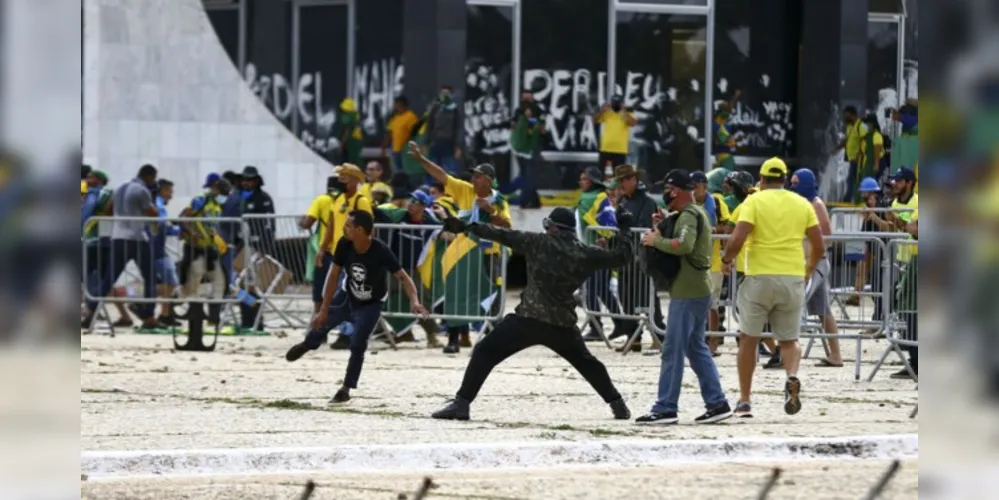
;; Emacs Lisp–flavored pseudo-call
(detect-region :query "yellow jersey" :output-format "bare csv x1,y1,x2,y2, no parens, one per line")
387,110,419,152
891,194,919,262
330,190,373,251
306,194,336,252
845,120,868,162
709,193,731,273
595,110,634,154
736,189,819,277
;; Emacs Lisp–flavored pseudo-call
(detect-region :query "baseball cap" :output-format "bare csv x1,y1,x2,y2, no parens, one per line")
890,167,916,183
203,172,221,188
470,164,496,179
90,169,109,184
690,171,709,185
663,169,694,190
410,190,433,206
759,157,788,177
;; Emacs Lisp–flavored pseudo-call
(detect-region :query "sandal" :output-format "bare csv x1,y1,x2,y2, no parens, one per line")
815,358,843,368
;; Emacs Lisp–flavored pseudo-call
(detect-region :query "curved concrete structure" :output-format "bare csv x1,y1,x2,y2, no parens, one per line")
83,0,329,211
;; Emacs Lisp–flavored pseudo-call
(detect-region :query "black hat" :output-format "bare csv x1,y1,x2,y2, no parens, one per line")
543,206,576,232
891,167,917,183
241,165,263,184
471,164,496,179
663,169,694,190
583,166,606,187
690,171,709,185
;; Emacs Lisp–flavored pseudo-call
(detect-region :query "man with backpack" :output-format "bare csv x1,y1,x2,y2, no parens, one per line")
634,169,732,425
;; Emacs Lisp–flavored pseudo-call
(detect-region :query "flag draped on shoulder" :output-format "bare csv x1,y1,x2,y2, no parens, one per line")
575,190,616,243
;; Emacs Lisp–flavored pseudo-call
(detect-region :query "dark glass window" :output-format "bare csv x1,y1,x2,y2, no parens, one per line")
355,0,404,150
869,0,903,13
243,0,293,131
867,21,900,132
616,12,707,179
619,0,707,4
465,4,514,183
521,0,608,153
296,3,349,160
204,5,239,68
713,0,799,159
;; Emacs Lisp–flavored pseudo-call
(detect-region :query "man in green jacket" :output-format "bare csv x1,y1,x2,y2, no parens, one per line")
634,169,732,425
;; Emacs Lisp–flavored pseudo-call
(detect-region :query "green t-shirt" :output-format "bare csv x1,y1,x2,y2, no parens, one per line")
510,115,543,154
338,111,363,157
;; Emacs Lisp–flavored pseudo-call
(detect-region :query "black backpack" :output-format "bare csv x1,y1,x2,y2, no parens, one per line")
640,206,710,290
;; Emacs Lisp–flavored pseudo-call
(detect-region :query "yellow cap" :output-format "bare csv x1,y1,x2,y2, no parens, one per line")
370,182,393,198
760,157,788,177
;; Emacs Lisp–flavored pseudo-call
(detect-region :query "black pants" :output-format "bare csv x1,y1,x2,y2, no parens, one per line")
456,314,622,403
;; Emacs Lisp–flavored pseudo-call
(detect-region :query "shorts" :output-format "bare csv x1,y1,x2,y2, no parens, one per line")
709,271,724,308
736,274,805,341
804,258,832,316
154,257,179,287
312,253,334,303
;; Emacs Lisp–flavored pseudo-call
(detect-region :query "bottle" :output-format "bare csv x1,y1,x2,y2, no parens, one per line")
604,161,613,180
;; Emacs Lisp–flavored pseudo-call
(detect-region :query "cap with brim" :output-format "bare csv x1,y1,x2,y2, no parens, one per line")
759,157,788,177
890,167,916,183
410,191,433,206
663,169,694,190
337,163,365,182
370,182,393,198
471,164,496,179
690,171,709,185
583,166,606,187
203,172,220,188
612,164,642,180
91,169,109,184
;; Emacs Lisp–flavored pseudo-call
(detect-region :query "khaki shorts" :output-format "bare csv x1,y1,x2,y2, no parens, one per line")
736,275,805,341
709,272,724,308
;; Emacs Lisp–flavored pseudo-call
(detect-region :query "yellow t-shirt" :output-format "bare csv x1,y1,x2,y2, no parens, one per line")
330,191,374,251
737,189,819,277
709,193,731,273
891,194,919,262
845,121,868,162
596,110,634,154
445,176,511,254
306,194,335,251
387,110,419,152
728,203,750,274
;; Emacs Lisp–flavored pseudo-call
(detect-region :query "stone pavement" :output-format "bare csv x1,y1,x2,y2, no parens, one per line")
81,460,918,499
81,328,917,451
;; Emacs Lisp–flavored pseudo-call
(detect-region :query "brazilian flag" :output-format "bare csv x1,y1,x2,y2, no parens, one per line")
426,232,498,328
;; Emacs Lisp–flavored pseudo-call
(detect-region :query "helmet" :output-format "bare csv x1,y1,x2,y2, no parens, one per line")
724,171,755,192
858,177,880,193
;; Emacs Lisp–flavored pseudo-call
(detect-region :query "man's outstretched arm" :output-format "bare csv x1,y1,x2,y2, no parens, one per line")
464,222,540,254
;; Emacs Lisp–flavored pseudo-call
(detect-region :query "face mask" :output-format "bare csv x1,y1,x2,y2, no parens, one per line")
662,189,676,207
611,103,622,112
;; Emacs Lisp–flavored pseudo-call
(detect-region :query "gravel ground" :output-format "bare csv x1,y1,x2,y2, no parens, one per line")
80,459,918,499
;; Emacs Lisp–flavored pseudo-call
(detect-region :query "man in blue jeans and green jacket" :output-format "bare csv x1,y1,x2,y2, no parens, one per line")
635,169,732,425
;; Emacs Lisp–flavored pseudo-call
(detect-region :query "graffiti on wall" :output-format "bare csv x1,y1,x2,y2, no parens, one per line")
244,62,341,154
353,58,405,145
464,60,513,155
716,77,794,154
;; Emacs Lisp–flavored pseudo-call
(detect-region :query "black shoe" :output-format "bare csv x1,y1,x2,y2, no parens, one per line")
694,402,733,424
610,398,631,420
784,376,802,415
616,342,642,353
431,398,470,420
442,342,460,354
285,342,313,362
158,315,181,327
581,326,604,342
758,344,771,356
635,411,678,425
330,335,350,350
763,349,782,369
607,328,628,341
81,313,95,329
330,389,351,404
889,368,915,380
395,331,416,343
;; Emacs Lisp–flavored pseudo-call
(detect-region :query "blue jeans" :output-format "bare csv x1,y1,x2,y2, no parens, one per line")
652,296,727,414
302,291,383,389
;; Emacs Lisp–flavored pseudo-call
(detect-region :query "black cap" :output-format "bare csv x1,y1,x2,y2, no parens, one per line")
471,164,496,179
891,167,916,183
690,171,709,185
663,169,694,190
544,206,576,231
583,166,606,187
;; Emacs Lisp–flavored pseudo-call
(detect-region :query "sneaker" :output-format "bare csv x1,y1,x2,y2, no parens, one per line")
634,411,679,425
330,389,350,404
763,350,782,369
694,402,733,424
581,326,604,342
889,368,915,380
609,398,631,420
329,335,350,350
431,398,470,420
285,342,312,362
442,342,460,354
733,401,753,418
784,377,802,415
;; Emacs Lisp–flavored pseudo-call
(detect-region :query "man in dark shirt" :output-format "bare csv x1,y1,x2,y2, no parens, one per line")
240,165,276,256
510,89,546,208
285,210,429,404
430,206,637,421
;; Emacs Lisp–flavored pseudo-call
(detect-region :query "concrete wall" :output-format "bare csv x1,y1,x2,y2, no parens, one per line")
82,0,329,215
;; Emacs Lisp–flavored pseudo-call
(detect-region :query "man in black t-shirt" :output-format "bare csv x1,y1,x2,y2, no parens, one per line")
285,210,429,403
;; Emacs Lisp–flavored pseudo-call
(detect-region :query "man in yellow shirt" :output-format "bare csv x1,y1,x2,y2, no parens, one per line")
594,94,637,170
316,163,374,349
301,175,339,314
839,106,868,203
382,96,419,172
721,157,825,419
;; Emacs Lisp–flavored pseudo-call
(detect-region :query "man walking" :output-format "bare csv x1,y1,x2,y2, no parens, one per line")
635,170,732,425
430,206,636,421
721,158,826,418
285,210,429,403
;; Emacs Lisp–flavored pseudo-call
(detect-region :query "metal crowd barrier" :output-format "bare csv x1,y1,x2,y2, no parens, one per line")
81,216,255,343
867,238,919,382
581,226,662,355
